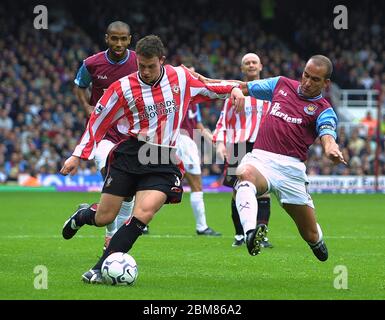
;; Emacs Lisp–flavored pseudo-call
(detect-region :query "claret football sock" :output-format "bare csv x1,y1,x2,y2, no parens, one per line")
256,197,270,226
231,198,244,235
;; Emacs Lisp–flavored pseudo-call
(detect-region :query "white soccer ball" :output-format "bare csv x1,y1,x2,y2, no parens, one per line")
101,252,138,286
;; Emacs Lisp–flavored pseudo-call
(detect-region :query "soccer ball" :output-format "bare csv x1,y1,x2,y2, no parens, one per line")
101,252,138,286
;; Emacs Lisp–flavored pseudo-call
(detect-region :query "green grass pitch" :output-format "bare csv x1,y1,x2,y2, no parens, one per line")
0,192,384,300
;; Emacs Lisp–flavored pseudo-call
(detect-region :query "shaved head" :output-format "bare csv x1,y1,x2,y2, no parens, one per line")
106,21,130,34
241,53,261,66
308,55,333,79
241,53,263,81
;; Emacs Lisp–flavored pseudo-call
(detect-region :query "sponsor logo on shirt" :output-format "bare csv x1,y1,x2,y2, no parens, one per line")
97,75,108,80
270,102,302,124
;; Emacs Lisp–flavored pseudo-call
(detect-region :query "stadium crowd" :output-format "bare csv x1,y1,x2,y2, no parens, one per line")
0,0,384,183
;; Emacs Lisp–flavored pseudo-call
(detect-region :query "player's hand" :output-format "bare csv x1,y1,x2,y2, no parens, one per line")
230,87,245,113
326,148,347,165
216,142,227,161
60,156,81,176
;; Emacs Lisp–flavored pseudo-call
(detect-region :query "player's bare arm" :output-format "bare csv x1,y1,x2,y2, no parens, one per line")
74,86,94,115
321,134,347,165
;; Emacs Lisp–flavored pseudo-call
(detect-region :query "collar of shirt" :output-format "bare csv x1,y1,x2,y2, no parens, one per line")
297,85,323,101
104,49,130,65
138,65,165,87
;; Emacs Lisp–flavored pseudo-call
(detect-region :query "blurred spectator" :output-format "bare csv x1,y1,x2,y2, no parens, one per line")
360,111,378,138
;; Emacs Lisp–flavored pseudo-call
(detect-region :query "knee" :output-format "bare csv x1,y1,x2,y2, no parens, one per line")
133,207,155,223
236,164,256,182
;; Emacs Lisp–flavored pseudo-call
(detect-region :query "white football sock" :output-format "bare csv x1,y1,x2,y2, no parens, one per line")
116,199,135,229
235,181,258,235
190,191,208,232
105,220,117,238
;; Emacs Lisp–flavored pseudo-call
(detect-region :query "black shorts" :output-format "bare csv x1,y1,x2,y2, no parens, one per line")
102,139,183,204
223,141,254,188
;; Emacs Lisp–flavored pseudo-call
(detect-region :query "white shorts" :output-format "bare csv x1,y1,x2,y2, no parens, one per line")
239,149,314,208
176,134,201,175
94,139,116,171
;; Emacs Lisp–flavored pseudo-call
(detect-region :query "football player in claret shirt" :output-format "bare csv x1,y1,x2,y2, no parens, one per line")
60,35,245,283
213,53,273,248
234,55,346,260
73,21,146,250
192,55,346,261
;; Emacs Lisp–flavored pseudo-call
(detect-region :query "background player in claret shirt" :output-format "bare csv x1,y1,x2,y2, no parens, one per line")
73,21,146,250
177,96,221,236
60,35,245,283
233,55,346,260
213,53,273,248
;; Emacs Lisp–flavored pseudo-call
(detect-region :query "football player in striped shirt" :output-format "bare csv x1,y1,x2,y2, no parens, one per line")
213,53,273,248
60,35,245,283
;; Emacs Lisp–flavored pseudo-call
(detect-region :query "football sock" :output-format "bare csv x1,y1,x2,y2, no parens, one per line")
190,191,208,232
231,198,244,236
105,220,117,238
256,197,271,226
92,216,146,270
235,181,257,234
76,203,97,226
116,199,134,229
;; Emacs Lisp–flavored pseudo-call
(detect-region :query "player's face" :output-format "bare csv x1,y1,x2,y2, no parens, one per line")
241,56,262,81
105,28,131,60
137,55,166,84
300,60,330,98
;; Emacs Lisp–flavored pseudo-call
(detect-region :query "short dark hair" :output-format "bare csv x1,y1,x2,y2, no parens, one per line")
106,21,130,34
135,35,165,59
309,55,333,79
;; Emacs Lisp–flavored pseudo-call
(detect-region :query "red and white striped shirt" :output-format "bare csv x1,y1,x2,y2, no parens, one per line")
212,96,270,144
73,65,238,160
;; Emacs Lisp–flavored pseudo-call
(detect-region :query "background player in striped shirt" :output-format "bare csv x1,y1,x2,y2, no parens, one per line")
213,53,273,248
177,96,221,236
60,35,245,283
73,21,146,250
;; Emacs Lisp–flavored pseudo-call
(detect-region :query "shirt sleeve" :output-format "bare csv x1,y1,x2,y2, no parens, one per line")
247,76,280,101
74,62,92,88
316,107,338,139
72,83,126,159
183,66,238,100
